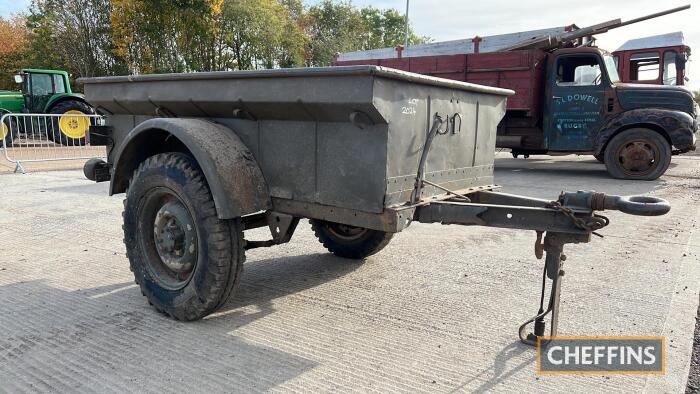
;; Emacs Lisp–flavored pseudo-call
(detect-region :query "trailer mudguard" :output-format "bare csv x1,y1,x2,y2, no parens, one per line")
110,118,271,219
594,108,696,155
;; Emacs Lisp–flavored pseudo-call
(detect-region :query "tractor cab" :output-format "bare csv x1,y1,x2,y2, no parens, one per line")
14,69,74,113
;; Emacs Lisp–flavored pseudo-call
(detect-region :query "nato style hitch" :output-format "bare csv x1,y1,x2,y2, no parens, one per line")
517,191,670,346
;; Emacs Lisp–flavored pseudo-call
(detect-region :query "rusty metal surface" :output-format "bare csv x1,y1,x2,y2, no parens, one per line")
594,108,697,154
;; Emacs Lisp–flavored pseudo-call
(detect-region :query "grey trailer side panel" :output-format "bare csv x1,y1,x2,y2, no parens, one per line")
316,122,388,213
376,78,505,205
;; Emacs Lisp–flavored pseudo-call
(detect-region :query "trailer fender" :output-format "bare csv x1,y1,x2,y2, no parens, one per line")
110,118,271,219
594,108,695,155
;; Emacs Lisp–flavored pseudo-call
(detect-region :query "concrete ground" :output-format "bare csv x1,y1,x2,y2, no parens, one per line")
0,152,698,393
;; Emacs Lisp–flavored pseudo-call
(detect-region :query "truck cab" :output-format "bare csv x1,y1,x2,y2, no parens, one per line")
512,47,697,179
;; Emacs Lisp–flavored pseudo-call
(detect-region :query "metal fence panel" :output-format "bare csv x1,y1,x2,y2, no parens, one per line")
1,113,106,173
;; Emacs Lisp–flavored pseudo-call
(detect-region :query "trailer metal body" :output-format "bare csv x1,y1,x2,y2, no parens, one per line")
81,66,670,344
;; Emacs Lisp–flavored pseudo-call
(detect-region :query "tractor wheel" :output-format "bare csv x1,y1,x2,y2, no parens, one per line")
123,152,245,320
1,115,16,148
48,100,94,146
310,219,393,259
604,128,671,180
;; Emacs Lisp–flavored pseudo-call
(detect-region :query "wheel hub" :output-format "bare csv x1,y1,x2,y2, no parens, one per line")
618,141,657,174
59,110,89,139
153,201,197,273
326,223,368,240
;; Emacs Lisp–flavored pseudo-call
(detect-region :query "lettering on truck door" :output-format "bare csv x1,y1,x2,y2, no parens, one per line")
545,55,606,151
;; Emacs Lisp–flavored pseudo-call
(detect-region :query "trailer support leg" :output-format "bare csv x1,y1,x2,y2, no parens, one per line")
519,232,569,346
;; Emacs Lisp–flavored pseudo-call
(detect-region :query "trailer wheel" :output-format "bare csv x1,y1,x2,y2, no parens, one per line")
123,152,244,320
310,219,393,259
604,128,671,180
48,100,94,146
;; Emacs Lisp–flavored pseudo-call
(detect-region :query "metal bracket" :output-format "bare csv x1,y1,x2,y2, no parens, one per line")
267,212,299,244
245,211,300,250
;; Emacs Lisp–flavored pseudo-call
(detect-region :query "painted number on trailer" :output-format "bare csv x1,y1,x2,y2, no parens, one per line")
402,99,419,116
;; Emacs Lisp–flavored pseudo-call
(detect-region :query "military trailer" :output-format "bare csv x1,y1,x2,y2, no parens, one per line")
81,66,670,344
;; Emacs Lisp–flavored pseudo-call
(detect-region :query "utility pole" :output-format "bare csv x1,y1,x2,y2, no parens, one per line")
404,0,410,48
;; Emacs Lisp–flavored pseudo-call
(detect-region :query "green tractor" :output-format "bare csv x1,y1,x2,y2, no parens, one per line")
0,69,95,147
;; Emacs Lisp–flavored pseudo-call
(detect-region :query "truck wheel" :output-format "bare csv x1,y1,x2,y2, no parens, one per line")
604,128,671,180
310,219,393,259
123,152,245,320
48,100,94,146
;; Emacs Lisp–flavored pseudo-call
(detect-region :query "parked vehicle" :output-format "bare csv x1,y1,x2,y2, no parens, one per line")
613,31,690,87
0,69,95,146
334,6,697,180
80,66,670,344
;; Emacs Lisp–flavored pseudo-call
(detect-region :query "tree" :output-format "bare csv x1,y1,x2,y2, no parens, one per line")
305,0,368,66
7,0,427,79
111,0,221,74
304,1,429,67
25,0,128,78
0,16,28,90
360,7,426,49
220,0,306,70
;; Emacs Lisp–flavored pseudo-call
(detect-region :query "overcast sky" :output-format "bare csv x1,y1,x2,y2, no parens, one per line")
2,0,697,89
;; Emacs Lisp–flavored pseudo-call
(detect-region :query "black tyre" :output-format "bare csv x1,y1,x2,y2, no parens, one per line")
593,153,604,163
48,100,94,146
604,128,671,180
123,153,245,320
310,219,393,259
1,115,16,147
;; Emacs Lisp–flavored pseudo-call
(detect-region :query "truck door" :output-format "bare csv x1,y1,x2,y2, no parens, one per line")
545,54,607,151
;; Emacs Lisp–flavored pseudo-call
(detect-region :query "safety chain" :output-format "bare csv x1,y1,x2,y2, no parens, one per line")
545,201,609,237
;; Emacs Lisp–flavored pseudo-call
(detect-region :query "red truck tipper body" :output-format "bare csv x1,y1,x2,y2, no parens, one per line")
336,48,546,115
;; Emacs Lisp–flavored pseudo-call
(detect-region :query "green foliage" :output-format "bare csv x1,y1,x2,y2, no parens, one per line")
220,0,306,70
25,0,128,78
360,6,426,49
305,1,429,66
9,0,427,78
305,0,367,66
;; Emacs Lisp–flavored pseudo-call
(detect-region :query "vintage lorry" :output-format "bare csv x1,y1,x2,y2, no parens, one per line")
0,69,95,147
334,6,697,180
80,66,670,344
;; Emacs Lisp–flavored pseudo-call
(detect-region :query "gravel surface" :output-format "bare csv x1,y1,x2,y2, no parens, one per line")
688,295,700,394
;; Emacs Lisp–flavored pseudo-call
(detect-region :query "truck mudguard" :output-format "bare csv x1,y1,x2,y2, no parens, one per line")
110,118,271,219
594,108,696,154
